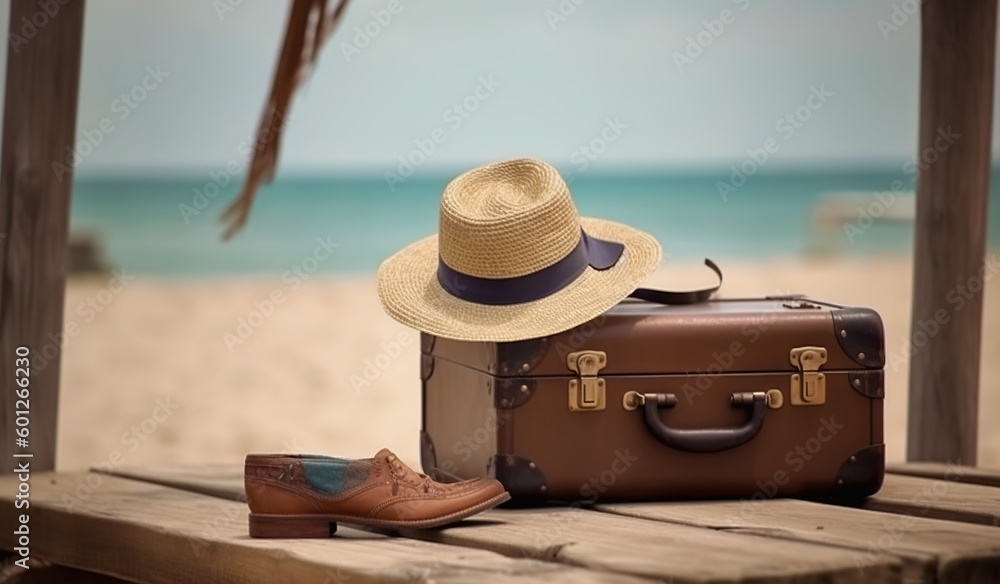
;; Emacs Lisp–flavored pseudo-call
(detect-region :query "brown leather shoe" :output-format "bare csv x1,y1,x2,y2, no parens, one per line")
245,448,509,537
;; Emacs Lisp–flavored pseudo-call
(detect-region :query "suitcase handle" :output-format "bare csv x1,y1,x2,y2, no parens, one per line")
634,391,766,453
627,259,722,305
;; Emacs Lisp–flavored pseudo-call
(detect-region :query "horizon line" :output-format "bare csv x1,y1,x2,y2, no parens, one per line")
72,160,961,182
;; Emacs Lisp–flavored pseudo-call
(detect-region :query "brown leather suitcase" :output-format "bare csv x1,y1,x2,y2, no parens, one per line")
419,296,885,502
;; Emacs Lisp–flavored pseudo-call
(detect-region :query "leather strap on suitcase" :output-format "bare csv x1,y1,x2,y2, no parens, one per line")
628,258,723,305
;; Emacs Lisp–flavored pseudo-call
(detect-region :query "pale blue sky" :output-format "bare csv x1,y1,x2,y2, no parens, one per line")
3,1,999,174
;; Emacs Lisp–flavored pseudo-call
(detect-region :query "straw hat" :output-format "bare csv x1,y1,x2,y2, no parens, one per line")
376,158,662,342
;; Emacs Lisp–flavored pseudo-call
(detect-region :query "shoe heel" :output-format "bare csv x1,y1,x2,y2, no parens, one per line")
248,514,338,538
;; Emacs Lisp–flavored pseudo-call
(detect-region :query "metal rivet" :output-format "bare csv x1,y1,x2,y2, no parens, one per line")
850,455,857,463
837,479,844,486
853,379,861,387
840,329,847,338
528,462,537,470
540,485,548,493
520,384,528,393
858,352,865,360
521,363,530,372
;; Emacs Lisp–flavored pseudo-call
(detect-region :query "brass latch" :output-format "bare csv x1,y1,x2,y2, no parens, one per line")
789,346,827,406
567,350,606,411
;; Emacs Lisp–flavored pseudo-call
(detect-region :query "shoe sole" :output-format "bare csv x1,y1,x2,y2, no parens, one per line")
248,491,511,538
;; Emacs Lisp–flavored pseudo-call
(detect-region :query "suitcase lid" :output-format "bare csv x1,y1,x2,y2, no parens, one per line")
421,297,885,378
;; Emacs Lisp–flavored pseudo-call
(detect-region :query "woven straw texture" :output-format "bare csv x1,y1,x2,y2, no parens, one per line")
439,158,581,278
376,158,662,342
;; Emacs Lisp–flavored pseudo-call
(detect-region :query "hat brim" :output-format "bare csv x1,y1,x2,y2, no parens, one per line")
376,217,662,342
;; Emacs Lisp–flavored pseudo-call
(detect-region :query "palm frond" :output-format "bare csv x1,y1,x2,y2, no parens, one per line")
221,0,350,240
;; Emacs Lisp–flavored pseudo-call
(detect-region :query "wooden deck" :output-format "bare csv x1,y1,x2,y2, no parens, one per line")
1,463,999,583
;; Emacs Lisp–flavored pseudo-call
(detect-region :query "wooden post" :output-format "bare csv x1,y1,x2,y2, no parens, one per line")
907,0,996,465
0,0,86,473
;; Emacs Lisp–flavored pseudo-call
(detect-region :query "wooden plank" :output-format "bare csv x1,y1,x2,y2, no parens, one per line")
908,0,997,464
103,465,900,583
390,507,899,583
106,464,244,500
0,472,639,584
888,462,1000,488
0,561,132,583
0,0,86,473
115,465,1000,529
112,464,246,502
858,473,1000,527
595,498,1000,584
104,464,247,503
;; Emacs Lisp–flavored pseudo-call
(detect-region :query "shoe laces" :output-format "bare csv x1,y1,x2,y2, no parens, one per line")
385,454,436,494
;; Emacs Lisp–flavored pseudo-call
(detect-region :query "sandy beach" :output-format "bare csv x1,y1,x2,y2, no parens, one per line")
56,254,1000,473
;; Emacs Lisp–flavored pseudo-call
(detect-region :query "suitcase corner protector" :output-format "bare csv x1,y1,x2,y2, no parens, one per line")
496,337,551,376
495,379,537,409
831,307,886,368
848,370,885,399
833,443,886,500
488,454,548,499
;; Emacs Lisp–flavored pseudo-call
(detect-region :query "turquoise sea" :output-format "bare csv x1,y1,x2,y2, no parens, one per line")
69,168,1000,276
